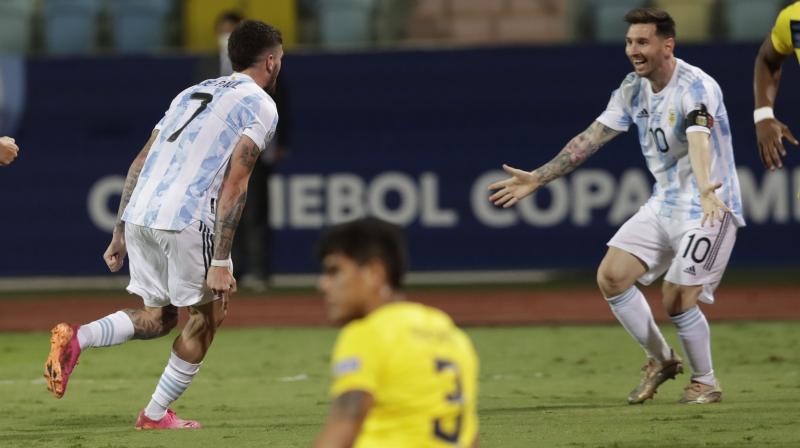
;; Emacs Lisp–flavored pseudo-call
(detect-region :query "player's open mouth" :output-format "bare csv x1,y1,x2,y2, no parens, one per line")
632,58,646,67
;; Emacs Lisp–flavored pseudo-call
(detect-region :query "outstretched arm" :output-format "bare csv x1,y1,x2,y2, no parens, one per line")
488,121,621,208
314,390,374,448
103,130,158,272
687,132,731,227
206,135,261,297
754,36,798,170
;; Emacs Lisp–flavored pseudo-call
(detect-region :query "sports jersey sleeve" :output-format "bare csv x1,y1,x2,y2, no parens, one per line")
771,4,797,56
241,98,279,152
329,322,382,398
681,79,720,135
596,80,633,132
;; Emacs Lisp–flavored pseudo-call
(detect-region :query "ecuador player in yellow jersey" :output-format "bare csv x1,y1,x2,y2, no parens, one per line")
754,1,800,170
313,218,479,448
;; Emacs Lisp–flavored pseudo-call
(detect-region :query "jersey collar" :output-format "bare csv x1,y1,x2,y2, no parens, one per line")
230,72,256,83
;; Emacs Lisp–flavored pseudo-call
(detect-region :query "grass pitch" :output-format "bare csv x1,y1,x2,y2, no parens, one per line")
1,322,799,447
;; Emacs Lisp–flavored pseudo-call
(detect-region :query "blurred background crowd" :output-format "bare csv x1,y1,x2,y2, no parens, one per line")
1,0,798,290
0,0,788,56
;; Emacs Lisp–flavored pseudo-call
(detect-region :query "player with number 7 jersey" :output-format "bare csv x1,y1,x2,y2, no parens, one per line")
123,71,278,231
43,21,283,429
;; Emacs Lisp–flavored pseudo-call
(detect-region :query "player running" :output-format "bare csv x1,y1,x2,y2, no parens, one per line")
489,8,744,404
314,218,479,447
43,20,282,429
753,1,800,170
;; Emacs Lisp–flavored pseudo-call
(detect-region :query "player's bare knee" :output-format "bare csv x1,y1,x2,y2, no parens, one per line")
597,264,630,297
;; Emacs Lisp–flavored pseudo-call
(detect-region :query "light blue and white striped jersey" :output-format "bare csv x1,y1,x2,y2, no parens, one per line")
123,73,278,231
597,58,745,227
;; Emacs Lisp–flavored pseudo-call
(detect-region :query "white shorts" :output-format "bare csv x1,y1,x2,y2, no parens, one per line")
125,221,228,308
607,203,738,304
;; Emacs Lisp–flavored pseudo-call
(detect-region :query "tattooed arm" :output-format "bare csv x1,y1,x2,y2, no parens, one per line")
488,121,621,208
206,135,261,296
314,390,374,448
103,130,158,272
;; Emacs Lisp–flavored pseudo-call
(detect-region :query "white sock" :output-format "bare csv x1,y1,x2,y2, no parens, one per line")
607,286,672,362
144,352,201,420
76,311,135,350
670,306,715,386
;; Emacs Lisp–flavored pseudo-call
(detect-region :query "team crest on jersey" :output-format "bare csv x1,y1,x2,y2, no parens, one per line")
668,109,677,127
333,357,361,377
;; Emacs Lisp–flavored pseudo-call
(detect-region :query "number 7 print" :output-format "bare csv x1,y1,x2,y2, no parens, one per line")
168,92,214,142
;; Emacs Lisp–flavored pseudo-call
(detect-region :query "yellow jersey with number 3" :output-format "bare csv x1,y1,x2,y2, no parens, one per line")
771,2,800,62
330,301,479,448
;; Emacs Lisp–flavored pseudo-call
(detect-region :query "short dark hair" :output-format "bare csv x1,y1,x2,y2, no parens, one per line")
228,20,283,72
316,217,408,290
624,7,675,39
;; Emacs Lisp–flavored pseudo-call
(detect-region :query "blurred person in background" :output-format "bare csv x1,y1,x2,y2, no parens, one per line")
43,20,283,429
753,1,800,171
216,11,244,76
218,11,291,292
0,136,19,165
489,8,743,405
314,218,479,448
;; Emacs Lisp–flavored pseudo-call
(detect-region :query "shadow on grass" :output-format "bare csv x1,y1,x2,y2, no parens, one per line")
482,402,618,414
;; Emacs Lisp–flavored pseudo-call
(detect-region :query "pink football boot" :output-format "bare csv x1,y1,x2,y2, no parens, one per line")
44,323,81,399
135,409,202,430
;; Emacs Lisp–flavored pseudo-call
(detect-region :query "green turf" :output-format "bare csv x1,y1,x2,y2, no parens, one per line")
1,323,799,447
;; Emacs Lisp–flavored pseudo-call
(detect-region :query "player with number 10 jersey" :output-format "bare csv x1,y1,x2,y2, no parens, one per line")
490,8,743,405
598,60,744,227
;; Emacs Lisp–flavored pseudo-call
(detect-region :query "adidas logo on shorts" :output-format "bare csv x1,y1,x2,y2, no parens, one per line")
683,266,696,275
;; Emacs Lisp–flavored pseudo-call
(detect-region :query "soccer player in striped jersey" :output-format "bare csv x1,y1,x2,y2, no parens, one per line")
489,8,744,405
314,218,479,447
43,20,282,429
754,1,800,170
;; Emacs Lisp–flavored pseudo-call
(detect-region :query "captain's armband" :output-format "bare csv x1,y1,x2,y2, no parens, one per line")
686,104,714,132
